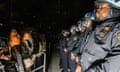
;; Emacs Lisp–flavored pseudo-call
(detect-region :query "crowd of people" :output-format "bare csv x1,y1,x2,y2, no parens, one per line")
0,26,43,72
0,0,120,72
58,0,120,72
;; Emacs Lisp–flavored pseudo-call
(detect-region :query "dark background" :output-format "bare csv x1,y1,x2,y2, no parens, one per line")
0,0,95,34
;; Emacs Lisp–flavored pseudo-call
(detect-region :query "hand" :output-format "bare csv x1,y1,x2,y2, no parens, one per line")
75,65,82,72
71,52,75,60
0,54,11,61
64,48,67,52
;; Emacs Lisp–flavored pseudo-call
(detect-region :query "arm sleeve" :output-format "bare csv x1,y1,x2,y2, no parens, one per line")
80,26,120,71
67,36,78,52
72,38,82,55
79,31,113,71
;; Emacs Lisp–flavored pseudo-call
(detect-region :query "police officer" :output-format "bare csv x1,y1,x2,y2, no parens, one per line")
76,0,120,72
67,25,79,72
70,20,86,58
59,29,70,72
79,12,95,53
71,12,95,62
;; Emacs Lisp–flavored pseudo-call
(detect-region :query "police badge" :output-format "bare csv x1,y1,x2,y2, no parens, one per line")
116,31,120,42
96,32,105,40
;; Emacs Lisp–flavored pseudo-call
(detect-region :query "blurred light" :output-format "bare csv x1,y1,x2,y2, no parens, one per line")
0,23,3,26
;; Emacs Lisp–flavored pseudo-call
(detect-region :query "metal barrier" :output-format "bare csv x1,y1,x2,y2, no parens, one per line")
31,52,46,72
0,52,46,72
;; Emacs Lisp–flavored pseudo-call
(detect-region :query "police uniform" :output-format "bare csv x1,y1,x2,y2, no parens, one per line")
72,12,95,56
67,33,79,72
79,18,120,72
59,36,69,72
72,28,92,56
71,31,83,55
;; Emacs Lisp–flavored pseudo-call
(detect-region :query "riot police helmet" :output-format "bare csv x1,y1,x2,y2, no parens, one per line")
70,25,79,33
96,0,120,9
62,29,70,36
95,0,120,20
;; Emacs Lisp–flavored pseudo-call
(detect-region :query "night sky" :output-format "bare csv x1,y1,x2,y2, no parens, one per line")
0,0,95,34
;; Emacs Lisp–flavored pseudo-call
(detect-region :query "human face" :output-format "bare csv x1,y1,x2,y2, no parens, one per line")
10,29,17,36
9,33,21,47
70,28,74,33
96,3,110,20
63,32,67,37
9,28,21,47
85,18,91,28
77,24,82,31
23,33,30,41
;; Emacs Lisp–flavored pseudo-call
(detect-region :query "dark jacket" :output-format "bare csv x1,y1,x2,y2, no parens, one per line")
79,18,120,72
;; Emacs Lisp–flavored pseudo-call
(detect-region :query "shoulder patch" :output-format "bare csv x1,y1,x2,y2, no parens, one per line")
96,32,105,40
116,31,120,42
